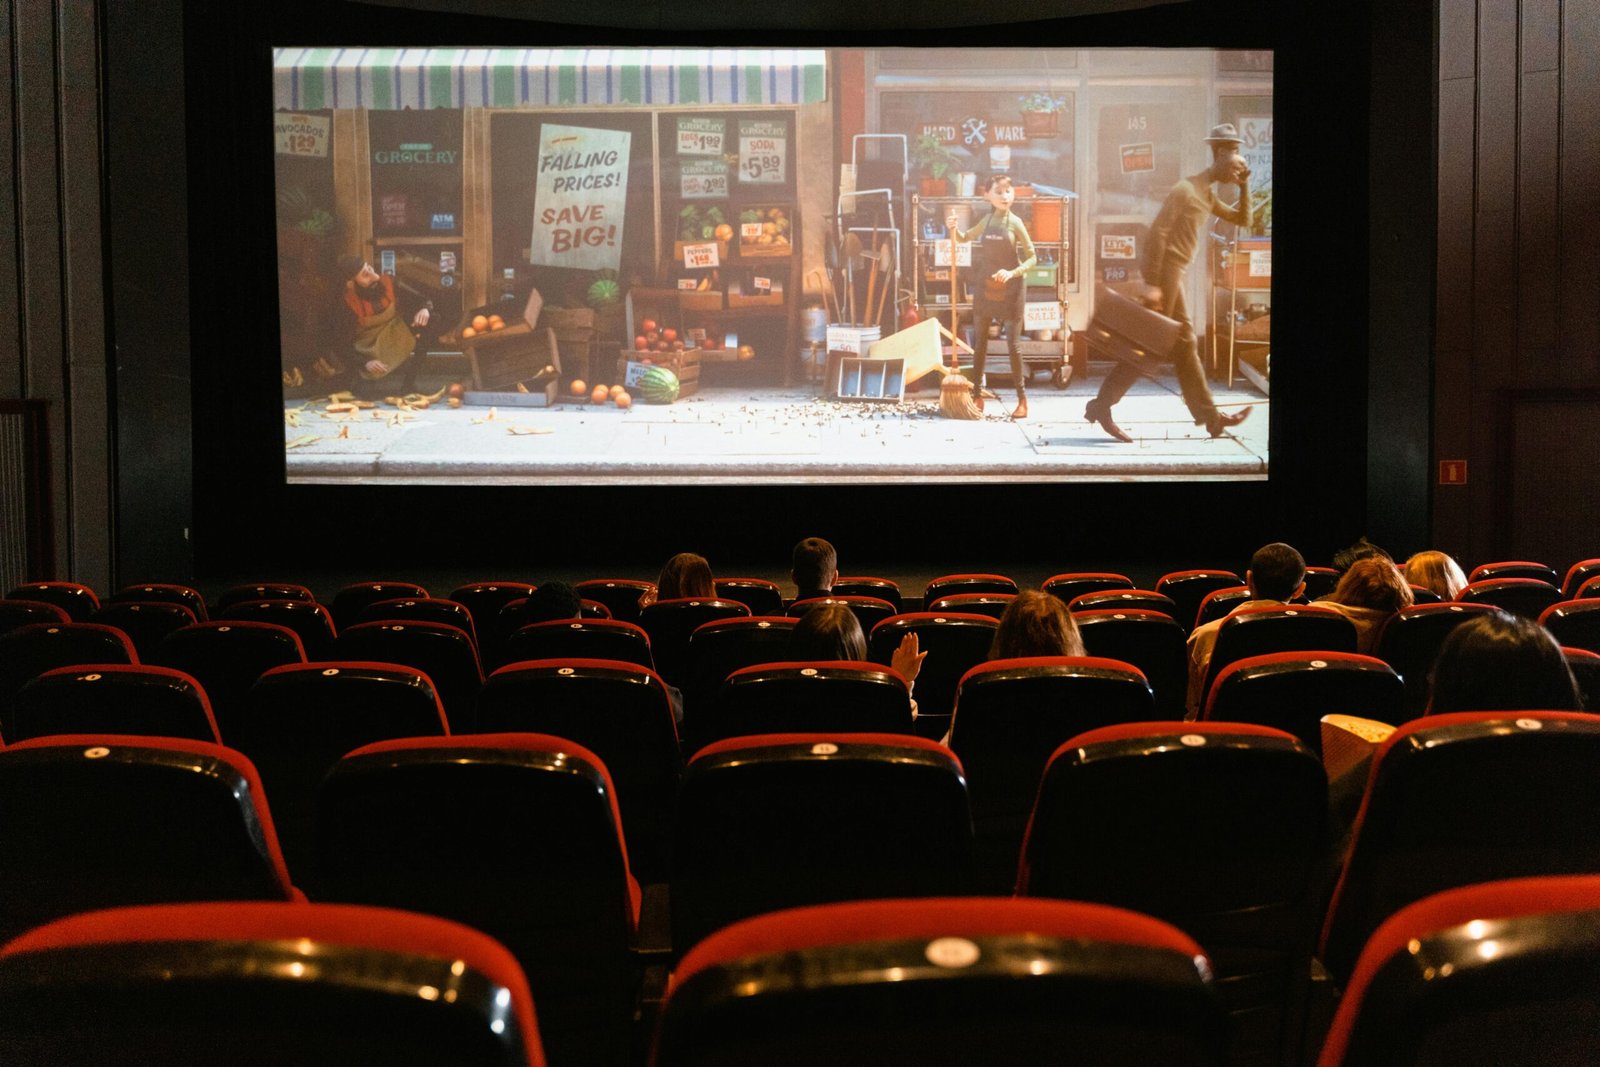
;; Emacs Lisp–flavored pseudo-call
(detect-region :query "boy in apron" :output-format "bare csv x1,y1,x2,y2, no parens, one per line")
947,176,1037,419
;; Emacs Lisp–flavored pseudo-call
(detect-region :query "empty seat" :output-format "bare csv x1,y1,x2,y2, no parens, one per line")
1406,584,1443,604
654,897,1225,1066
0,901,544,1065
1561,558,1600,598
1542,599,1600,655
0,734,296,942
1070,587,1180,617
924,572,1019,601
1020,722,1328,1067
1193,585,1252,630
1301,566,1340,601
1566,647,1600,711
149,620,307,740
10,664,219,743
1581,575,1600,599
0,598,70,637
1076,608,1190,719
637,598,749,690
328,580,430,630
1456,577,1564,620
867,612,999,737
360,597,478,647
925,591,1015,620
0,622,138,737
1318,710,1600,982
671,734,974,953
1468,559,1560,586
1198,605,1359,708
578,599,613,620
335,620,483,733
573,578,654,624
88,601,197,661
1156,570,1244,633
501,619,654,672
948,656,1156,892
1372,602,1499,719
1203,652,1405,750
1318,875,1600,1067
829,576,903,612
449,581,538,653
1042,571,1135,604
712,578,783,616
108,582,208,620
710,661,915,745
788,594,898,632
217,599,337,659
476,659,681,882
5,580,99,621
230,662,449,878
681,616,797,749
214,581,316,610
317,733,639,1066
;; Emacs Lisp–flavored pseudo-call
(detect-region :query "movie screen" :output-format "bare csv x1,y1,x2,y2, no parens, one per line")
274,47,1272,484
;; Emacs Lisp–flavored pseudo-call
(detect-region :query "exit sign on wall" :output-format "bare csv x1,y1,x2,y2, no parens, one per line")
1439,460,1468,485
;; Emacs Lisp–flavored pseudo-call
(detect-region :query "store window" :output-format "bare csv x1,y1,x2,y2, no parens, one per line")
369,109,464,238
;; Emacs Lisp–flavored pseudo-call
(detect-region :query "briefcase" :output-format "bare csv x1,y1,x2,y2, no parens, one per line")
1082,283,1183,367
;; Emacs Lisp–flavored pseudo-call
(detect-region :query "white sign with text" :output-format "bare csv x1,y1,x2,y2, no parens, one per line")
531,124,631,272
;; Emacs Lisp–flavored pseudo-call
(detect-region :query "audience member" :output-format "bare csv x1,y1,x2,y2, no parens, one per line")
1427,610,1582,714
1331,536,1392,575
1402,549,1468,601
789,602,925,715
638,552,715,610
989,590,1087,659
1186,542,1306,716
519,580,583,623
791,537,837,603
1318,556,1413,653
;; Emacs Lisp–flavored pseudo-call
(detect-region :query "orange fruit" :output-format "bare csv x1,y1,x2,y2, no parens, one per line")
591,384,609,404
461,326,477,339
609,384,625,399
570,379,588,396
714,223,734,241
471,314,489,331
615,391,632,409
488,315,505,329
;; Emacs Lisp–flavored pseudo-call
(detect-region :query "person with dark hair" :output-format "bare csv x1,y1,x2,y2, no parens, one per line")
1331,536,1393,575
989,590,1087,660
334,254,432,398
1427,610,1583,714
519,580,583,624
1186,542,1307,716
946,175,1037,419
639,552,715,610
791,537,838,603
1083,124,1253,442
789,603,926,715
1318,556,1413,653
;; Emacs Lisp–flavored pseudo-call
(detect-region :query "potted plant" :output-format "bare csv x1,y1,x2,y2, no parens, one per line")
911,133,959,197
1018,92,1067,138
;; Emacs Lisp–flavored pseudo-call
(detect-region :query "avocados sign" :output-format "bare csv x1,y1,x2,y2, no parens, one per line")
531,123,631,272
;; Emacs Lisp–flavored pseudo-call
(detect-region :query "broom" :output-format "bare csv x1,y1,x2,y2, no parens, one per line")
939,216,984,420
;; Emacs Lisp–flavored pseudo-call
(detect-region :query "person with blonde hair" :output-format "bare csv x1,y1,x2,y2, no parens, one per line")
1403,550,1468,601
638,551,716,610
1318,556,1414,653
989,590,1086,660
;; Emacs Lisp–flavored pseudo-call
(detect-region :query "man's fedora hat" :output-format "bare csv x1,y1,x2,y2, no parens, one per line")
1202,122,1243,145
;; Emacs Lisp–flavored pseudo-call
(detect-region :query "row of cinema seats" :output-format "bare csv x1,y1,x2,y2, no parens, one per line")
0,715,1598,1064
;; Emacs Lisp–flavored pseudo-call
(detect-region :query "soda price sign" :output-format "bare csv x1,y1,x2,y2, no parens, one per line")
738,120,787,184
677,117,726,156
680,159,729,199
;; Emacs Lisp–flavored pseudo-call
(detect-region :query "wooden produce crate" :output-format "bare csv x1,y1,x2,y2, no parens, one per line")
735,204,795,258
446,289,566,391
614,347,700,398
727,274,784,308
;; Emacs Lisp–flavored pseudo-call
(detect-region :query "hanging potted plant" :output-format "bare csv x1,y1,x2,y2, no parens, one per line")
911,133,959,197
1018,93,1067,139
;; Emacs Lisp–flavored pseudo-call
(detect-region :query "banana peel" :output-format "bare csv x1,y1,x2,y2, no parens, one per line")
285,434,320,449
506,426,553,436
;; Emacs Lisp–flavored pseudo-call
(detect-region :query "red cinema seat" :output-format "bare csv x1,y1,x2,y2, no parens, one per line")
787,594,898,632
1192,585,1252,630
712,578,784,616
637,598,749,690
925,591,1015,621
681,616,797,750
214,581,315,611
924,572,1019,601
1467,559,1560,586
710,661,915,745
0,622,137,737
1076,608,1189,719
1560,558,1600,598
218,598,337,660
1042,571,1135,604
654,897,1225,1065
5,580,99,621
88,601,197,661
1301,566,1340,601
671,733,974,956
448,581,538,656
829,576,903,612
1456,577,1564,621
316,733,638,1067
10,664,220,743
0,599,70,637
1372,602,1499,719
1318,710,1600,982
0,734,297,943
360,597,477,648
149,620,307,741
109,581,209,620
573,578,654,625
501,618,654,673
1542,599,1600,656
867,612,999,739
1155,570,1243,633
1198,605,1359,708
1203,652,1405,751
335,619,484,734
1318,876,1600,1067
1019,722,1328,1067
1069,587,1180,618
328,579,430,630
0,902,545,1065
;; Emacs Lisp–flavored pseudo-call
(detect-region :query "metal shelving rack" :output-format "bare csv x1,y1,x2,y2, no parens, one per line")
910,193,1075,388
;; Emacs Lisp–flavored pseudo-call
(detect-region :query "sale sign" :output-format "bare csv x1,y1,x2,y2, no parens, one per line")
531,124,631,272
677,117,726,156
738,120,787,184
274,112,329,157
679,158,729,200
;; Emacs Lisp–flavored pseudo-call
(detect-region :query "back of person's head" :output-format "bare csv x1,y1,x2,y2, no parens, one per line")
1247,542,1307,602
1332,536,1393,574
1403,550,1469,601
990,590,1086,660
521,580,582,623
788,603,867,662
1428,610,1583,714
656,552,715,601
1325,556,1414,613
791,537,837,594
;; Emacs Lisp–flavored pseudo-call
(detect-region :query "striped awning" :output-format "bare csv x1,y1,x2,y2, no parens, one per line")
273,47,828,111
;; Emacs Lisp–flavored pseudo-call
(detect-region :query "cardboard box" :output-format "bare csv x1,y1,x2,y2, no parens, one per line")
461,381,560,407
834,357,904,402
1229,237,1272,289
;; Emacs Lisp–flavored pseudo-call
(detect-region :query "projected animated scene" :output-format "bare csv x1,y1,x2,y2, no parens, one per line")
275,47,1272,484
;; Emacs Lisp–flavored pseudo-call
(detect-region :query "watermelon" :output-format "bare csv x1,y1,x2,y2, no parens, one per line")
586,278,621,308
635,366,680,404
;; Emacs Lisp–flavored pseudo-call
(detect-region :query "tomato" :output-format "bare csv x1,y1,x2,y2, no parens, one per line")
640,318,658,334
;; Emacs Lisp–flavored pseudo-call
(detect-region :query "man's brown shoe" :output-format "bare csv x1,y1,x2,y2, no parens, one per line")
1206,405,1253,437
1084,399,1133,443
